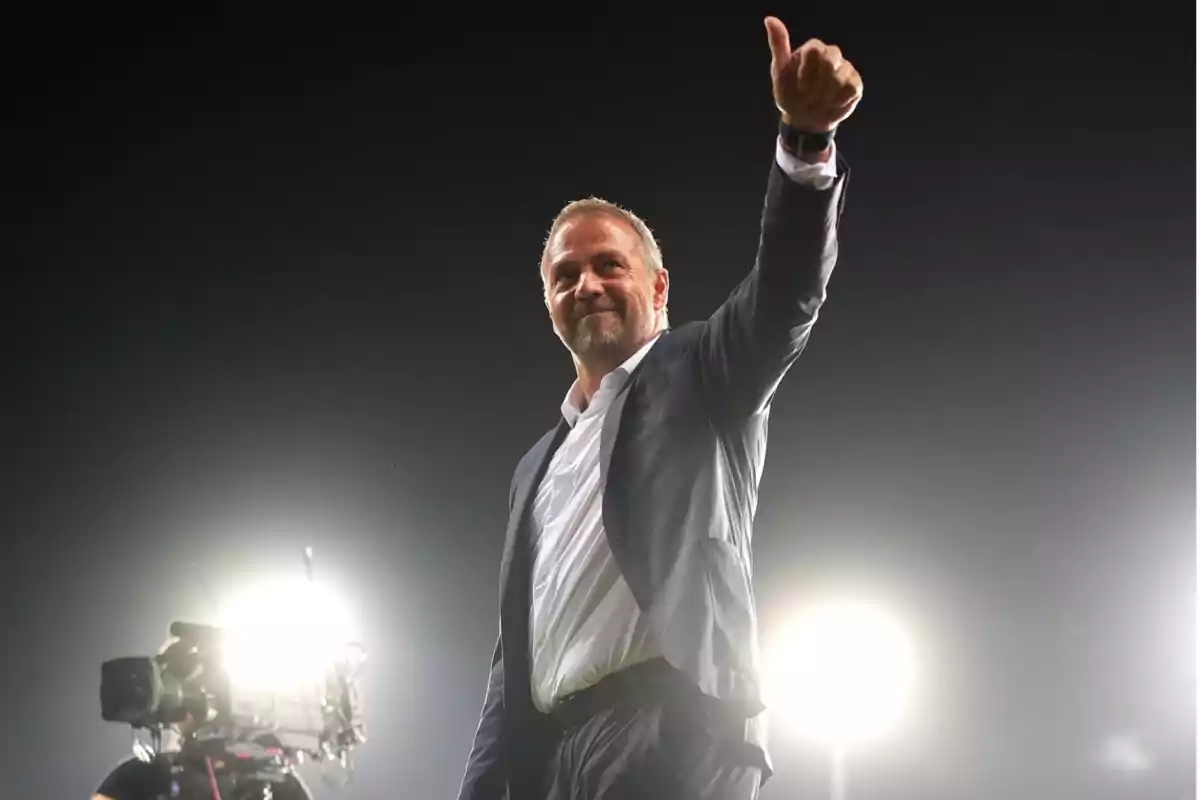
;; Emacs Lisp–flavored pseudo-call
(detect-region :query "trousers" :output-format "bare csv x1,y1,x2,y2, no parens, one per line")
535,660,762,800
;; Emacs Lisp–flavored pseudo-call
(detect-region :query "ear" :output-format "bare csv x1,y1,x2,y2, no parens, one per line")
653,267,669,311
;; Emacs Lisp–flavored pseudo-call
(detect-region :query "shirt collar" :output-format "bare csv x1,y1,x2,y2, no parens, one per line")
560,333,662,427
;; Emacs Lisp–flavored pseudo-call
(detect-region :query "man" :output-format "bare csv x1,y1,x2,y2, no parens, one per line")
95,742,313,800
458,16,862,800
95,736,313,800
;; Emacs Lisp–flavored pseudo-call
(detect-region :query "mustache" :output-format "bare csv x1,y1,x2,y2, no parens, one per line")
573,303,620,320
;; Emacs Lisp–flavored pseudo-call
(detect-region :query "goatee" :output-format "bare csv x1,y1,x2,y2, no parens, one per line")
571,312,624,355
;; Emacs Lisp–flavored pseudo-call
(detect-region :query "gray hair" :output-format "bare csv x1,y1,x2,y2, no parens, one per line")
540,196,669,327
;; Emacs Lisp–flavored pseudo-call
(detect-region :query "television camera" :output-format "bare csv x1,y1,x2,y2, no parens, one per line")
99,550,366,799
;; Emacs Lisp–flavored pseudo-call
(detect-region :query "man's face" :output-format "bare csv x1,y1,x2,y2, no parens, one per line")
542,212,668,362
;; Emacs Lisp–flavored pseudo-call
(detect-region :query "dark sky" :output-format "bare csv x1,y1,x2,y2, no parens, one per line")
6,6,1195,799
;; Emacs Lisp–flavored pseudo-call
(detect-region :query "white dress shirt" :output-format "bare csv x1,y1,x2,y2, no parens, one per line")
528,140,838,713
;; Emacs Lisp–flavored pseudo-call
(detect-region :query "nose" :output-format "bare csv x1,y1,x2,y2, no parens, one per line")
574,269,603,299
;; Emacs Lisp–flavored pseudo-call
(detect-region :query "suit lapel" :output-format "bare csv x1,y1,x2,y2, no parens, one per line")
499,419,569,601
499,335,657,612
600,335,660,497
599,377,634,498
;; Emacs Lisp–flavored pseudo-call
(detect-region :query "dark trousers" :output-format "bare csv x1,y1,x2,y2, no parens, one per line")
536,659,763,800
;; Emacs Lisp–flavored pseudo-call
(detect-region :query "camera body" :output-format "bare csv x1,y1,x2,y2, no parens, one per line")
101,622,224,730
101,619,366,795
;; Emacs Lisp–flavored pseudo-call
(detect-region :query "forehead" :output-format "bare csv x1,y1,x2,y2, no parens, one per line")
546,212,642,262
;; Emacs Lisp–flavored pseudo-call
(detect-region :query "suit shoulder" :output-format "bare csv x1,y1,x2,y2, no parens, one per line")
667,322,705,339
638,324,704,374
653,323,704,354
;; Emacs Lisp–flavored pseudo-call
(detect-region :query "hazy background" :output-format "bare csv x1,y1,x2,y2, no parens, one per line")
6,6,1194,799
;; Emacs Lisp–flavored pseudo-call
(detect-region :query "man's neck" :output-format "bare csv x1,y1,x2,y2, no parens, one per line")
574,362,612,405
572,332,657,405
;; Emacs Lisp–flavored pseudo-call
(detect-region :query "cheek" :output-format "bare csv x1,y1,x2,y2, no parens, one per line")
549,297,571,324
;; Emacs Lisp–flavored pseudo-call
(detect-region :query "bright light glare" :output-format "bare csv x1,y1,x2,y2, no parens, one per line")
763,598,914,744
1099,733,1153,774
219,576,356,690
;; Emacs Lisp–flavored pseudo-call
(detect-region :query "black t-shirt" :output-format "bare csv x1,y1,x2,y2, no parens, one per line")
96,756,312,800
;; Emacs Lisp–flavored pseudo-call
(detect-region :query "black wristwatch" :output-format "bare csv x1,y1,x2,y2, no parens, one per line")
779,119,835,156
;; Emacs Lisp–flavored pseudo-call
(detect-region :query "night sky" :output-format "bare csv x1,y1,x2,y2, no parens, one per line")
6,7,1195,799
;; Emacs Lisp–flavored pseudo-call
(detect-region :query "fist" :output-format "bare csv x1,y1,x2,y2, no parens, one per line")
765,16,863,134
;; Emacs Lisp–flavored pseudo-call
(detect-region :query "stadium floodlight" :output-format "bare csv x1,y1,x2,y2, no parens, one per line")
219,572,358,691
763,597,915,799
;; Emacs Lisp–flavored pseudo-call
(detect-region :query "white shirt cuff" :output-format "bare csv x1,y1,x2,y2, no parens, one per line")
775,136,838,190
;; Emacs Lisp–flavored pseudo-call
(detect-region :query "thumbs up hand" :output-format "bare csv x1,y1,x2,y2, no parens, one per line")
765,16,863,134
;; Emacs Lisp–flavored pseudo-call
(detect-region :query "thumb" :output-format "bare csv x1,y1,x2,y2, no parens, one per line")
764,16,791,69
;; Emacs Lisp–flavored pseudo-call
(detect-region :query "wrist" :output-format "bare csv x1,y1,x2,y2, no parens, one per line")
794,145,832,164
778,118,835,163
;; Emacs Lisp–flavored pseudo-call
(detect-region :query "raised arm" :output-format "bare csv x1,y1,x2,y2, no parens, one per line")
698,19,862,417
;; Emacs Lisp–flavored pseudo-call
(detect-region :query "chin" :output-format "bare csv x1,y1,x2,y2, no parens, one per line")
568,316,615,344
571,328,621,356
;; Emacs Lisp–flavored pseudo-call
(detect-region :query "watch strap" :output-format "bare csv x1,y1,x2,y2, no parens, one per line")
779,120,835,156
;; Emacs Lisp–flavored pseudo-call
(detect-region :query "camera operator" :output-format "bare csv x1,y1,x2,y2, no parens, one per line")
92,721,314,800
93,637,313,800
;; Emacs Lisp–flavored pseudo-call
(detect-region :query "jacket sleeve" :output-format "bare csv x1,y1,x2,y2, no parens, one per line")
697,153,850,419
456,635,507,800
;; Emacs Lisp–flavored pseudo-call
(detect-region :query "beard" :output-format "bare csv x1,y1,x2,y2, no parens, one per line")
569,309,626,355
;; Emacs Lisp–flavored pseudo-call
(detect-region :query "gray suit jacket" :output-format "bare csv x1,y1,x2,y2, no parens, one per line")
458,152,850,800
